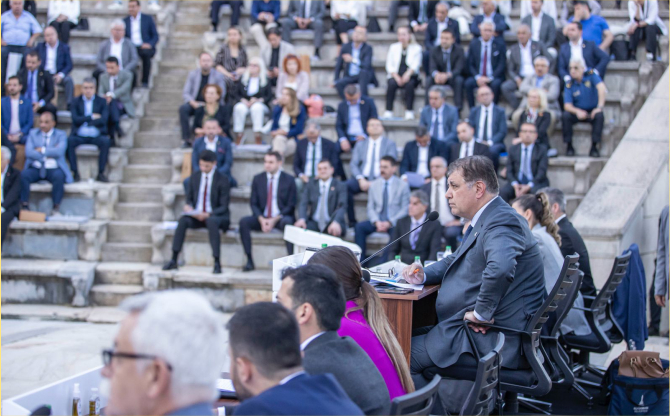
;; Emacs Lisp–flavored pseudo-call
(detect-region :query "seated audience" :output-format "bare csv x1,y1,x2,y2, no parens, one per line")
229,302,364,416
628,0,665,61
419,86,459,145
124,0,159,88
470,0,510,39
163,150,231,274
67,78,110,183
468,86,507,170
249,0,281,50
387,0,409,34
211,0,243,30
294,120,340,186
179,52,226,148
231,57,273,145
521,0,557,53
384,27,422,120
307,246,414,399
391,190,442,264
102,290,227,416
239,151,296,272
514,56,560,125
336,84,378,153
36,26,75,108
193,83,231,140
261,27,295,87
46,0,79,44
18,51,56,115
99,57,135,146
331,0,367,47
466,22,507,110
355,156,410,263
409,0,437,35
501,24,551,111
400,125,450,184
270,87,307,157
1,0,42,94
2,145,21,246
277,265,391,415
94,20,139,85
540,186,597,296
333,26,376,99
280,0,325,60
276,55,309,102
191,119,236,187
1,77,33,146
20,111,73,215
558,22,609,82
420,156,463,249
425,2,460,49
295,159,347,237
346,119,397,225
511,192,591,336
215,27,249,92
500,123,549,203
427,29,465,112
562,58,606,157
449,121,491,164
514,88,553,155
520,0,558,22
566,1,613,51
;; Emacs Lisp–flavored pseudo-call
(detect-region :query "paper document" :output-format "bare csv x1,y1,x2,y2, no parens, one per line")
182,210,204,217
369,276,424,290
217,379,235,392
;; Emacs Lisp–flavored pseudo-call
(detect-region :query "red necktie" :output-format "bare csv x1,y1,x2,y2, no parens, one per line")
482,44,488,77
267,175,274,218
202,175,208,213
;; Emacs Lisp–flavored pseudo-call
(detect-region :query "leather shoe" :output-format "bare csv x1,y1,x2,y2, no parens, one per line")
73,173,81,182
213,263,222,274
162,260,178,271
96,173,109,183
589,146,600,158
242,260,255,272
181,141,192,148
566,144,575,156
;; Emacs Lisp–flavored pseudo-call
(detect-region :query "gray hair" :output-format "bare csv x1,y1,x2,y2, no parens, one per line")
538,187,566,214
517,24,531,34
344,83,360,96
447,155,499,195
1,146,12,161
430,156,447,168
411,190,430,207
480,21,495,31
110,19,126,30
305,119,321,131
428,85,448,100
82,77,97,86
569,57,585,70
119,290,226,402
533,56,550,66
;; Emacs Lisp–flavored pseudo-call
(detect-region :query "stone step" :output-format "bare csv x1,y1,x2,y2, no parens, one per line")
134,131,182,148
123,164,172,184
128,148,172,165
119,183,164,203
101,242,153,263
115,202,164,222
90,284,145,307
95,262,149,286
141,117,180,132
107,221,155,244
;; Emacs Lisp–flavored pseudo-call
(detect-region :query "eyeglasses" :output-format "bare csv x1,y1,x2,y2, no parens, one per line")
102,349,173,371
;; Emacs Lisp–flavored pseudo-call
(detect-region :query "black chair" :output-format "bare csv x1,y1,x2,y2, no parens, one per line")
389,374,441,415
460,332,505,416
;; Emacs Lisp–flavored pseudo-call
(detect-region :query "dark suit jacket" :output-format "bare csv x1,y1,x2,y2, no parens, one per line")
1,97,33,142
231,80,273,108
521,13,556,48
425,17,460,47
507,41,551,81
185,170,231,219
557,216,596,296
429,44,466,78
335,97,378,141
17,67,55,104
35,41,73,76
391,214,442,264
467,37,506,81
124,13,159,47
516,110,551,146
303,331,390,416
400,140,449,176
333,42,378,86
448,141,491,164
558,40,610,80
467,104,507,147
232,373,364,416
506,143,549,190
191,135,235,186
270,104,307,140
423,196,546,369
298,177,347,229
250,171,296,218
70,95,109,136
293,137,339,178
470,13,509,37
409,0,437,25
2,165,22,217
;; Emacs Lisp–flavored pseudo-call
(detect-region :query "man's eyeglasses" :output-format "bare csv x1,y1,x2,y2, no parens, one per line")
102,349,173,371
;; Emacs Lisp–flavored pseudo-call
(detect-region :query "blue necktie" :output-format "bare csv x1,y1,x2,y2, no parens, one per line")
39,133,47,179
520,148,531,184
27,72,34,102
462,224,474,243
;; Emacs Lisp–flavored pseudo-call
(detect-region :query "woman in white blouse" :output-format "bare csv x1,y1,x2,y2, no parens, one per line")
384,26,422,121
627,0,667,61
231,57,273,145
47,0,80,44
330,0,367,50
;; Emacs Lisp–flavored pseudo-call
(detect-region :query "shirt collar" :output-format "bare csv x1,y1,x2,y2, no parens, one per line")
2,165,9,176
434,176,446,187
41,129,54,137
308,137,321,147
571,37,583,47
319,177,332,189
300,332,325,351
481,38,493,47
482,103,494,112
205,135,218,145
201,170,214,180
48,41,59,50
111,37,123,45
412,212,427,224
470,196,497,225
347,99,361,107
131,12,141,22
521,142,535,151
555,214,567,224
83,95,94,104
519,40,531,50
279,371,306,386
266,170,281,180
533,11,543,19
442,46,453,53
433,104,444,114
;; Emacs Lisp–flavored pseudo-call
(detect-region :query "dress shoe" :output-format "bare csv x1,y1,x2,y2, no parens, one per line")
589,146,600,158
73,173,81,182
242,260,255,272
213,263,222,274
181,141,192,148
96,173,109,183
566,144,575,156
162,260,178,271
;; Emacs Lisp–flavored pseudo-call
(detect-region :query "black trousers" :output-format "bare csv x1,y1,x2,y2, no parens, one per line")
67,134,111,176
629,24,659,58
649,259,662,333
172,214,230,258
334,19,358,45
179,102,198,142
50,20,76,44
426,75,465,111
211,0,243,28
136,46,156,85
239,215,294,259
1,209,18,246
335,71,373,99
562,111,604,145
386,75,419,111
107,99,126,145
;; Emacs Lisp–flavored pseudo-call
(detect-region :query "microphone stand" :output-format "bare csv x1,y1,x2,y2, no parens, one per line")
360,213,438,266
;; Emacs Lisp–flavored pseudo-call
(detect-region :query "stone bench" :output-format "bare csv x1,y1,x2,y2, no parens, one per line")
3,219,108,261
25,181,118,220
0,259,97,307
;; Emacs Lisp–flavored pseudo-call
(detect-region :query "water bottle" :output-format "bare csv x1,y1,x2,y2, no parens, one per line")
391,255,403,280
444,246,452,259
414,255,422,267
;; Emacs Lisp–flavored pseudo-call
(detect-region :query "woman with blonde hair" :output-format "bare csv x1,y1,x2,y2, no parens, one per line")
275,55,310,102
215,27,248,92
231,57,273,145
513,87,554,154
270,87,306,157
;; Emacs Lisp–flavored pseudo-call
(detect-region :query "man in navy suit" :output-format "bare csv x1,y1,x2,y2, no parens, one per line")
239,151,296,272
190,119,236,187
470,0,509,39
293,120,340,187
419,86,459,145
124,0,159,88
465,21,506,108
335,84,378,153
333,26,377,99
35,26,74,107
409,0,438,34
423,2,460,78
1,76,33,145
468,86,507,170
558,21,610,83
228,302,364,416
427,30,465,111
17,51,56,115
401,125,450,187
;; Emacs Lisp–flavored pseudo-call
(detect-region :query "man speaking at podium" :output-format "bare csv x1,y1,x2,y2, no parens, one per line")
402,156,545,388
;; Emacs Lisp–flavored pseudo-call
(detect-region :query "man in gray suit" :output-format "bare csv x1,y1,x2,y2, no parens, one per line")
295,159,347,237
99,57,134,146
355,156,410,263
419,86,459,146
279,0,325,60
346,118,398,225
513,56,561,127
522,0,557,51
277,264,391,416
402,156,546,388
94,19,139,86
261,27,296,86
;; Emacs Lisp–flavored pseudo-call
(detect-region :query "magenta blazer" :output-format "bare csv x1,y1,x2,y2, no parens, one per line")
338,300,407,399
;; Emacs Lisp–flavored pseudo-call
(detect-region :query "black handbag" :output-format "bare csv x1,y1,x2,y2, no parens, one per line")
610,39,630,61
367,16,381,33
75,17,89,31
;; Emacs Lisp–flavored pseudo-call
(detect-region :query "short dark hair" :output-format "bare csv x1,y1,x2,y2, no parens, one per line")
570,21,583,31
39,109,57,123
520,122,537,132
7,75,21,85
317,159,333,168
106,56,120,65
129,0,140,5
199,149,217,162
415,125,429,138
381,155,397,166
441,28,454,37
447,155,499,194
227,302,302,377
25,50,40,61
344,83,360,96
281,264,345,332
266,27,282,37
265,150,283,162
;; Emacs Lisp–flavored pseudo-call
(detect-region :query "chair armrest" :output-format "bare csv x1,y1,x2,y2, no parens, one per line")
582,295,596,300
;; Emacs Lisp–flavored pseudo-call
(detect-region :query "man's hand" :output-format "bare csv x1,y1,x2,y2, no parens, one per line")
264,12,275,23
259,216,273,233
358,178,370,192
35,147,44,152
194,212,210,222
340,139,352,152
402,263,424,284
518,184,532,195
401,72,412,84
241,98,250,107
434,72,447,84
576,109,589,120
1,39,7,47
655,294,666,308
342,53,353,63
464,311,494,334
355,135,366,142
184,204,194,212
327,221,342,236
333,13,340,19
516,77,522,88
7,134,20,143
476,76,490,87
511,137,522,145
91,113,101,120
235,67,246,76
590,108,602,119
32,102,42,112
639,21,648,27
375,221,391,232
53,74,63,84
105,96,112,104
628,23,638,35
513,183,522,197
141,43,152,49
189,100,203,109
294,219,307,229
57,14,68,22
300,175,309,184
393,73,404,86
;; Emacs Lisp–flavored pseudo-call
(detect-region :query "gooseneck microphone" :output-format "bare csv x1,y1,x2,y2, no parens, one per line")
359,211,440,266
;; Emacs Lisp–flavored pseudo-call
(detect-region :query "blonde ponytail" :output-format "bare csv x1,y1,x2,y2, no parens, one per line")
537,192,562,247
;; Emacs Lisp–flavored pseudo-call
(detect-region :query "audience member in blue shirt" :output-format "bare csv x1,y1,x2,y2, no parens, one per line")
1,0,42,95
566,1,613,50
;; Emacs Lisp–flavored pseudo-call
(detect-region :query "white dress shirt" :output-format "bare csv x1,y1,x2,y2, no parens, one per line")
130,13,143,46
531,12,543,42
303,137,322,178
519,42,535,78
109,38,124,69
204,136,218,152
568,38,584,81
32,130,58,170
196,170,215,213
9,98,21,135
300,331,324,351
416,144,430,178
300,0,312,19
45,41,59,75
279,371,306,385
264,171,281,218
432,177,455,225
362,137,382,180
468,196,497,322
477,104,494,145
459,140,476,159
555,214,567,224
247,77,260,96
434,19,448,46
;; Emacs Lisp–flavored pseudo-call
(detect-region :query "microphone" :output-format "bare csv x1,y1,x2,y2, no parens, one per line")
360,211,440,266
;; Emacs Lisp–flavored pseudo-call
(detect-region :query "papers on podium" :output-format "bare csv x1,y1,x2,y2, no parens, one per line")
367,259,424,290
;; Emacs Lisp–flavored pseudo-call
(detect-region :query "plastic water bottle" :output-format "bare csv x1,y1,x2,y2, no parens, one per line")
391,255,403,280
444,246,452,259
414,256,422,267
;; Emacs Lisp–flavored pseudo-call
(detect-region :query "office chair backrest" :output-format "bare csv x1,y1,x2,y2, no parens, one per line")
389,374,441,415
548,267,584,338
593,251,631,325
460,333,505,416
